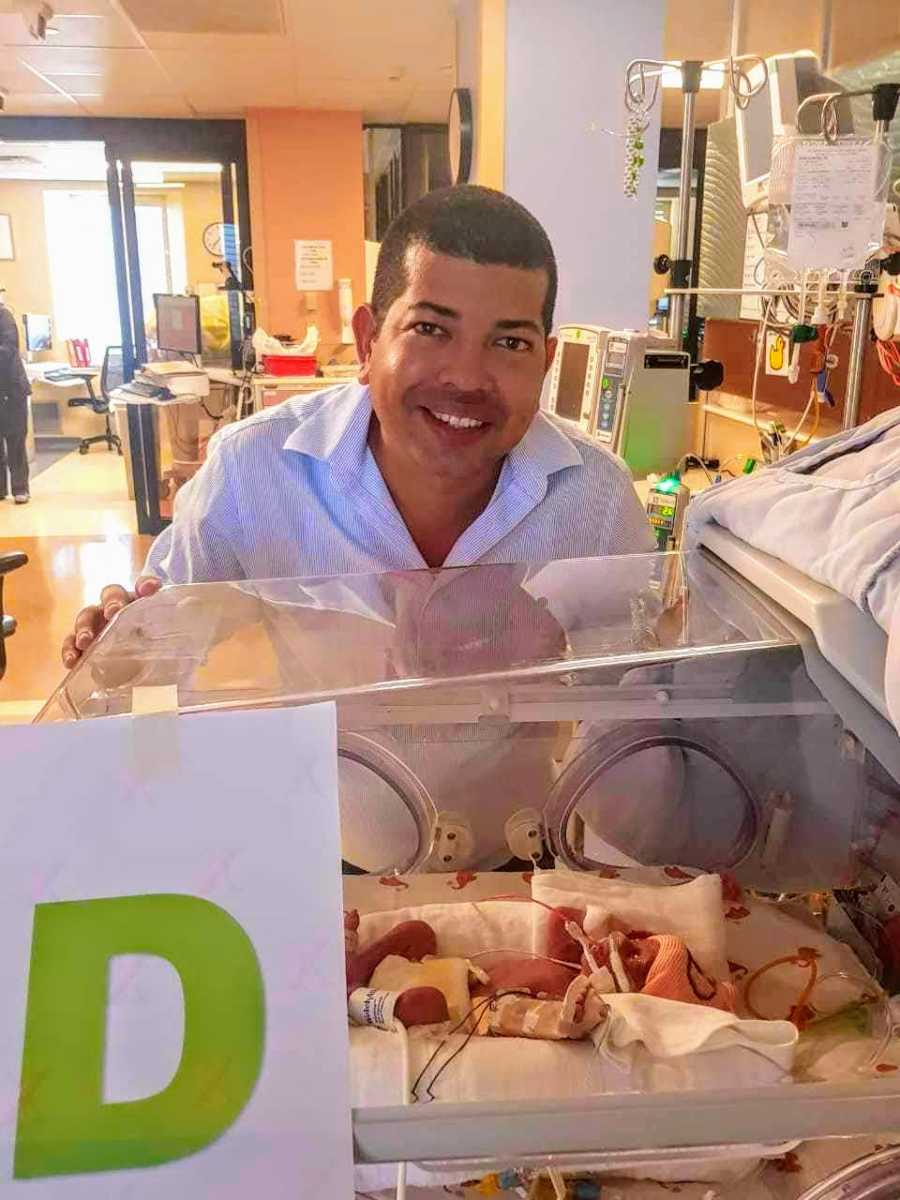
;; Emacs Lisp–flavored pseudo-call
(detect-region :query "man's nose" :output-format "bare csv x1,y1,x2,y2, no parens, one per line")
435,340,491,394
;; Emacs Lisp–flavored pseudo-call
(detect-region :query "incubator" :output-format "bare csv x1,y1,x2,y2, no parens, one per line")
40,546,900,1198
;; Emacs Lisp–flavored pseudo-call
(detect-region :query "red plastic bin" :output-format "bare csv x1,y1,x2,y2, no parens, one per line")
262,354,318,377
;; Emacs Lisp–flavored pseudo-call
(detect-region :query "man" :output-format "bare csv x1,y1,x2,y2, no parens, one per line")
63,185,653,667
0,295,31,505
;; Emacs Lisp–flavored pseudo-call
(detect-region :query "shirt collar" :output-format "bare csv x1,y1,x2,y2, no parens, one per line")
282,381,582,496
505,411,584,499
282,381,371,467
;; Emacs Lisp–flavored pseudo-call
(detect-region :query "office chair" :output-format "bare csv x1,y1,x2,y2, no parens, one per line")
66,345,124,456
0,551,27,682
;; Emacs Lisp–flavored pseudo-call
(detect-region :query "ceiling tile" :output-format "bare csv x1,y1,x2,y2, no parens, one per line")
1,92,82,115
295,78,415,112
153,47,298,107
141,31,291,53
0,0,456,120
295,38,452,86
0,55,61,96
79,94,193,117
403,85,452,124
16,45,115,72
0,10,142,50
181,100,244,118
119,0,285,37
20,47,175,96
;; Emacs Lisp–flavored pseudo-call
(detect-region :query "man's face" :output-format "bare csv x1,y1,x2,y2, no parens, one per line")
354,246,556,482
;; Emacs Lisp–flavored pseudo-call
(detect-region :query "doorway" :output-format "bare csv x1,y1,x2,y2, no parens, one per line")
0,116,252,535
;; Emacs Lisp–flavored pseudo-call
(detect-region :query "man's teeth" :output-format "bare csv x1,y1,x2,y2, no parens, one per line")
431,411,485,429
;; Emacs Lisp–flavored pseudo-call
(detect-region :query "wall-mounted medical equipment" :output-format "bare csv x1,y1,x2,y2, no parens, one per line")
735,52,853,211
548,328,692,477
598,332,692,477
545,324,609,430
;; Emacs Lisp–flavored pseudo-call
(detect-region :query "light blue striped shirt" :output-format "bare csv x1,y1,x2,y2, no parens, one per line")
145,381,654,583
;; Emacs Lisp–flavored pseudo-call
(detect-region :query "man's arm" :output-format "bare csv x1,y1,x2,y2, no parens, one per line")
62,436,247,666
142,446,246,585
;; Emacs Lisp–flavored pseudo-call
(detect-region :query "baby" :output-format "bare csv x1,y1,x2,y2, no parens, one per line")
344,910,449,1027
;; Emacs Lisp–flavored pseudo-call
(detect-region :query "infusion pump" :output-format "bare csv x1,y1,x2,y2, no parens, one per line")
547,325,692,478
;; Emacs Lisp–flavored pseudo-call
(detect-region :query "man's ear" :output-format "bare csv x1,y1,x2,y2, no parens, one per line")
543,335,558,377
353,304,378,383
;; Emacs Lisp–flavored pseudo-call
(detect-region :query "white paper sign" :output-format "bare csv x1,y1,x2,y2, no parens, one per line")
787,141,880,271
294,239,333,291
0,704,352,1197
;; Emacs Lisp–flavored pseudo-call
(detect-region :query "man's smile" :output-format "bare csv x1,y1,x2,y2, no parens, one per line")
428,410,486,429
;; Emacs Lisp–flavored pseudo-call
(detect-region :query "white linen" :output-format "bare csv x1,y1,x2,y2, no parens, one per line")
531,868,730,980
685,406,900,634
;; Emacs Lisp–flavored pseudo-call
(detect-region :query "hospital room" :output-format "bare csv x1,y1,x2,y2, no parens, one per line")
3,1,900,1197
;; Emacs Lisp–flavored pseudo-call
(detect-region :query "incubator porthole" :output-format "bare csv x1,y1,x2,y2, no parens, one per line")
794,1146,900,1200
337,733,435,876
547,723,760,872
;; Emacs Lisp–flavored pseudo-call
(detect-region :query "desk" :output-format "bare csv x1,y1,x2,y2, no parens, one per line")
27,363,104,442
109,388,237,535
205,368,336,415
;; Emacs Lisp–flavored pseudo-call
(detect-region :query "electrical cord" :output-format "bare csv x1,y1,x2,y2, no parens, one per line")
676,454,716,485
877,338,900,384
750,296,775,439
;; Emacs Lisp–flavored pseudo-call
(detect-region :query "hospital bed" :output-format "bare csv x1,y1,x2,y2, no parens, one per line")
40,544,900,1200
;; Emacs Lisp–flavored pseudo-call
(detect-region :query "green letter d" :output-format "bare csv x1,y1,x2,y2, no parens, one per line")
15,894,265,1178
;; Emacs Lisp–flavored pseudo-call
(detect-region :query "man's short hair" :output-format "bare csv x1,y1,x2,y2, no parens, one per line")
371,185,558,334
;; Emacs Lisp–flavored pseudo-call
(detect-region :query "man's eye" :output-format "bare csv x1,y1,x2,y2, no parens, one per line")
497,336,532,352
413,321,445,337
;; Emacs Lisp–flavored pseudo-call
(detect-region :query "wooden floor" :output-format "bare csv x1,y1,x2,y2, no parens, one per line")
0,447,150,721
1,443,136,539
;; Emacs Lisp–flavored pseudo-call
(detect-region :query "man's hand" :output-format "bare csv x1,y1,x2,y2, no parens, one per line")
61,576,161,669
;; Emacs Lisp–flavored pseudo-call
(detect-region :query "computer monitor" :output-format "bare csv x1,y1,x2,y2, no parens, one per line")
736,51,854,210
154,294,201,356
23,313,52,354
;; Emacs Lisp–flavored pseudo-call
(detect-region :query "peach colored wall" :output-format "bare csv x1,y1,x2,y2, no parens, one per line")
246,109,366,358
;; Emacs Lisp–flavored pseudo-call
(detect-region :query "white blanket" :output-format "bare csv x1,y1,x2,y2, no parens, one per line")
685,407,900,634
531,868,730,980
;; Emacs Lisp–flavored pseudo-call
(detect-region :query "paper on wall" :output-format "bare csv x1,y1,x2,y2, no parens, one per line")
294,240,334,291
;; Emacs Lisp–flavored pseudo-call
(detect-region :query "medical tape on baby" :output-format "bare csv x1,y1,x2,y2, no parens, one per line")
607,937,632,993
348,987,400,1031
565,920,603,975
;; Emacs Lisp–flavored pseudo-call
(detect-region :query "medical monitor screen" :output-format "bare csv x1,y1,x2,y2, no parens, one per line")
740,82,774,185
554,341,590,421
155,294,201,356
23,313,52,353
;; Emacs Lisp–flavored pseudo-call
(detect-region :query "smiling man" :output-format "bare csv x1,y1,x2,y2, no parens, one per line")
63,185,653,665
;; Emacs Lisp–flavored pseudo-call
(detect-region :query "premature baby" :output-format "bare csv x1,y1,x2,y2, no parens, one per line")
344,901,735,1039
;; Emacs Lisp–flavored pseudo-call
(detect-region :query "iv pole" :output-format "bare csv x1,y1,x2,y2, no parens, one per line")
627,54,766,353
667,61,704,350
